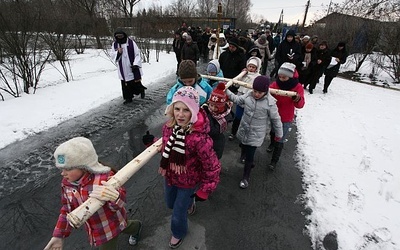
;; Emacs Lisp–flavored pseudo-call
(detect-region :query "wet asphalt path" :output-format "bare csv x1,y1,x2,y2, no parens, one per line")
0,68,311,250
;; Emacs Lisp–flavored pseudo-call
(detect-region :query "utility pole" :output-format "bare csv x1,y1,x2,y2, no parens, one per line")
275,9,284,33
216,2,223,59
301,0,310,31
327,0,333,16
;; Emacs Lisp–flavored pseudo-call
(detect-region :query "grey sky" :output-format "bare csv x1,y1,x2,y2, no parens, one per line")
136,0,339,25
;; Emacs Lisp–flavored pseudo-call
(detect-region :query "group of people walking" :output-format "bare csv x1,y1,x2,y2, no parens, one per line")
43,26,348,250
272,30,348,94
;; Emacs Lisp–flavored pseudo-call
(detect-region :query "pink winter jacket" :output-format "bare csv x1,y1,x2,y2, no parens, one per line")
161,109,221,200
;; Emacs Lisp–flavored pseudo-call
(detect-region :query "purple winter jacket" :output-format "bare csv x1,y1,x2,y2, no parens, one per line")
161,109,221,199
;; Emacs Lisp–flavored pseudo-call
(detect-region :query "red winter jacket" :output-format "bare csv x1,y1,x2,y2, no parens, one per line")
269,80,305,122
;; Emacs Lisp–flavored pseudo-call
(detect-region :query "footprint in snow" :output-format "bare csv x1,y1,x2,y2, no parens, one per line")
347,183,364,211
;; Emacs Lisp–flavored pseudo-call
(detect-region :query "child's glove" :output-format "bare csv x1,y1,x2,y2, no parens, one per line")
142,131,155,147
190,192,207,202
291,93,301,102
274,136,281,142
90,181,119,202
44,237,63,250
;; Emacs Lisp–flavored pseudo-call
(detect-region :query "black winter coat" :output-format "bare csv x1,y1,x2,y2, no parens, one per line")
275,31,302,68
218,47,246,79
172,38,184,55
203,105,233,159
314,48,331,73
181,42,200,63
299,47,317,76
325,46,348,77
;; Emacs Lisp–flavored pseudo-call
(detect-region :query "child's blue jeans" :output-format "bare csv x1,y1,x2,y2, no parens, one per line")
164,179,195,240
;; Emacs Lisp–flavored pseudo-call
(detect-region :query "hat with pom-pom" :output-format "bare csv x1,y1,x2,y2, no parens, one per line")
165,86,200,124
208,82,228,113
305,42,313,50
54,137,111,174
252,75,270,92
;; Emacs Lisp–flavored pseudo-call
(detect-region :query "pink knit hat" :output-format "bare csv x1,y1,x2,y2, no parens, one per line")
165,86,200,124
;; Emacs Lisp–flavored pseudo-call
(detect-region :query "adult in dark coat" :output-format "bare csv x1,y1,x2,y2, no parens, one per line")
218,37,246,93
299,42,317,90
172,31,185,75
274,30,302,72
181,35,200,65
237,31,254,55
265,29,275,54
201,27,212,61
246,46,263,60
308,41,331,93
324,42,348,93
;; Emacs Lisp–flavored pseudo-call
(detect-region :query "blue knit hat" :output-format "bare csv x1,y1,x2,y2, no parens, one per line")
207,63,217,74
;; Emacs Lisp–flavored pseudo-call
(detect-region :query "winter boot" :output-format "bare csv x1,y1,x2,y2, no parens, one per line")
269,142,284,171
239,144,246,164
240,162,254,188
267,140,275,153
267,131,276,152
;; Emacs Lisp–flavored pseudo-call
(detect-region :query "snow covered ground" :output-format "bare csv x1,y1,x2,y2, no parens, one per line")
1,49,399,249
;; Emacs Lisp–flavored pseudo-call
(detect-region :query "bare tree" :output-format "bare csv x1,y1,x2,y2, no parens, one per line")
335,0,400,21
219,0,252,27
324,0,400,82
375,21,400,83
63,0,107,49
168,0,197,17
39,0,76,82
197,0,218,18
0,65,20,99
0,0,51,95
114,0,141,18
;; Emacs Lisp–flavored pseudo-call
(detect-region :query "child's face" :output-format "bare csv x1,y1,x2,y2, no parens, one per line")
208,102,223,114
174,101,192,126
181,78,196,86
253,90,266,100
278,74,290,82
208,72,217,76
247,64,257,73
61,168,85,182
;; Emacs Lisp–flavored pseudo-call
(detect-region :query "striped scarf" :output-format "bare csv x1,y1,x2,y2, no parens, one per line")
160,125,190,174
210,105,231,133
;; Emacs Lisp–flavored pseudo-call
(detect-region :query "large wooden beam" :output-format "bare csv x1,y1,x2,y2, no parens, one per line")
67,138,163,228
201,74,297,97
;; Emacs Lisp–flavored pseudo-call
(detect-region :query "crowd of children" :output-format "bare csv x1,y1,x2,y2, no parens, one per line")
45,25,351,249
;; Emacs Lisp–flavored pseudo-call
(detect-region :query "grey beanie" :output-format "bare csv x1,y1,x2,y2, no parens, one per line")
278,62,296,78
